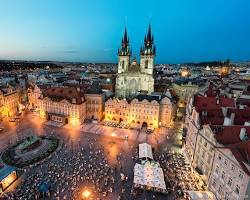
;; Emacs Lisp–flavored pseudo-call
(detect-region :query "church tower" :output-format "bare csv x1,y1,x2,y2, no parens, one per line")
118,28,131,74
140,25,156,76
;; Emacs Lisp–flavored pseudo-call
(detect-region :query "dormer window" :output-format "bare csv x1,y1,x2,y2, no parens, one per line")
72,98,76,104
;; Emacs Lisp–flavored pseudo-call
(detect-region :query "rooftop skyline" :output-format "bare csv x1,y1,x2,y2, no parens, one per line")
0,0,250,63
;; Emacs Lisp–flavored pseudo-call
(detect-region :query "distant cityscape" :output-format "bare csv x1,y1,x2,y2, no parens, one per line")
0,20,250,200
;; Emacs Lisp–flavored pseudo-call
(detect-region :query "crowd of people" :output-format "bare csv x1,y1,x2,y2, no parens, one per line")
1,136,135,200
154,152,206,200
0,125,204,200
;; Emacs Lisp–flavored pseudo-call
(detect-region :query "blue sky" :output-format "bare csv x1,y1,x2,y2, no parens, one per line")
0,0,250,63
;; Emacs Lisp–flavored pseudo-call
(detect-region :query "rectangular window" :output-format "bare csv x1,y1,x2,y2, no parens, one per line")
235,185,240,194
218,185,222,193
215,166,219,174
239,172,243,180
221,171,225,179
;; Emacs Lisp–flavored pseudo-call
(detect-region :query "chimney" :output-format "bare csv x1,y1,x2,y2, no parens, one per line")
216,97,220,105
230,112,235,125
239,104,245,109
222,107,228,117
244,122,250,126
223,117,231,126
240,128,247,141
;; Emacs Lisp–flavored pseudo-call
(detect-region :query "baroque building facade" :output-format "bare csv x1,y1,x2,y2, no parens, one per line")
28,84,105,126
115,26,155,98
0,86,20,118
38,87,87,125
104,94,173,129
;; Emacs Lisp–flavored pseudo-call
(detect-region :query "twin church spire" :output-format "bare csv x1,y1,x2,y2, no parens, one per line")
118,25,156,57
141,24,156,56
118,28,131,56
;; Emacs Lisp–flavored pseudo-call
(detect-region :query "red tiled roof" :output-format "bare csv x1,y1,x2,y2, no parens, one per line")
237,98,250,108
205,84,217,97
228,141,250,176
199,109,225,125
194,95,235,112
212,125,250,145
42,87,85,104
212,125,250,175
226,108,250,125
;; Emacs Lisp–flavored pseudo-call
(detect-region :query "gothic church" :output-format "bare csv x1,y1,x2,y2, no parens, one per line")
115,25,156,98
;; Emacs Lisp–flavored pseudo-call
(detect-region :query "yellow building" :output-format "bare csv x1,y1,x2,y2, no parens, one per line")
38,87,86,126
0,165,17,193
104,94,173,129
85,93,104,121
0,87,20,118
85,83,105,121
173,81,207,108
27,84,43,109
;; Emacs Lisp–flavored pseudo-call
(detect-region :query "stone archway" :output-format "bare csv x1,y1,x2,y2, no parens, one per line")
142,122,148,128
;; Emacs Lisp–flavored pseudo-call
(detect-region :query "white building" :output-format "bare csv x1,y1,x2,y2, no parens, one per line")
116,26,155,98
208,127,250,200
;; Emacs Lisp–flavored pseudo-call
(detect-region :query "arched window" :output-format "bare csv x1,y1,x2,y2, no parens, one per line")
145,60,148,69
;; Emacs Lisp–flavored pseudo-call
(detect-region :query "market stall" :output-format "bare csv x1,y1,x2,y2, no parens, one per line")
139,143,153,160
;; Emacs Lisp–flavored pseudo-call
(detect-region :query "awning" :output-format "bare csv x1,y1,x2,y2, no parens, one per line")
139,143,153,160
133,163,166,191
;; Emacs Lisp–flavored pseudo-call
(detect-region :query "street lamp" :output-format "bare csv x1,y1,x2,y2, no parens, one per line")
82,189,91,199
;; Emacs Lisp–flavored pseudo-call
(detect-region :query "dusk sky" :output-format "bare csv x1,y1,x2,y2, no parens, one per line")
0,0,250,63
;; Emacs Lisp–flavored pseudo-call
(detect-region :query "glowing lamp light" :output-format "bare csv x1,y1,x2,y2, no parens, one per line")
111,132,116,137
82,190,91,198
181,70,189,77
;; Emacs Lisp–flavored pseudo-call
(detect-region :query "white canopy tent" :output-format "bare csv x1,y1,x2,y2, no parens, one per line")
133,163,166,192
185,191,216,200
139,143,153,160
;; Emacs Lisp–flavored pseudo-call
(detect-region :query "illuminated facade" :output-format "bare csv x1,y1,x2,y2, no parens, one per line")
104,95,173,129
38,87,86,126
0,165,17,193
116,25,155,98
0,87,19,118
27,84,43,109
173,81,207,107
85,93,104,121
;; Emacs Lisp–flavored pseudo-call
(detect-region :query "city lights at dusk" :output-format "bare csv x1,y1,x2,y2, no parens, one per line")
0,1,250,200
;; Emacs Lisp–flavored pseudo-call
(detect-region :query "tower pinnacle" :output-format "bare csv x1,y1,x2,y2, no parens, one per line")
141,24,155,56
118,28,131,56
